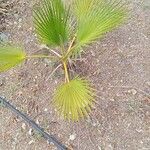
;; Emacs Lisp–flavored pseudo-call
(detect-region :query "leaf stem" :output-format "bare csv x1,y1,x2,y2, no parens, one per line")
62,36,76,61
63,61,69,83
67,36,76,53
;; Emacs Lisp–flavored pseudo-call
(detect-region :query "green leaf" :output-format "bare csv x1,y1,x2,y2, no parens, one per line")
53,77,95,121
0,45,26,72
33,0,70,46
73,0,127,46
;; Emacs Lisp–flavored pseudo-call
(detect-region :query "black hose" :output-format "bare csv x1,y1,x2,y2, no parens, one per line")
0,96,68,150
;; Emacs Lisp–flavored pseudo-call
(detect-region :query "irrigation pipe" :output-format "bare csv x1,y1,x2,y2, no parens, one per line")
0,96,68,150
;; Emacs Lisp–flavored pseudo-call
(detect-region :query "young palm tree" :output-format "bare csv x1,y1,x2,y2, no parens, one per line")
0,0,127,121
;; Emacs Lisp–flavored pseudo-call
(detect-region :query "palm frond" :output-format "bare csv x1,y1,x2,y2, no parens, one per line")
53,77,95,121
33,0,70,47
0,45,26,72
73,0,127,47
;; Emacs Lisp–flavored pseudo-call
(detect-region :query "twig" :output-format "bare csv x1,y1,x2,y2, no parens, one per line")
40,45,62,58
50,49,62,58
46,64,62,81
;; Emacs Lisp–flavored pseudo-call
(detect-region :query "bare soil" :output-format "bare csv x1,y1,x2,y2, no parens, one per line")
0,0,150,150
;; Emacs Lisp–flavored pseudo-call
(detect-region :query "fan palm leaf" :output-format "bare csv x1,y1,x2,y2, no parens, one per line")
0,45,26,72
53,77,94,121
73,0,127,47
33,0,70,47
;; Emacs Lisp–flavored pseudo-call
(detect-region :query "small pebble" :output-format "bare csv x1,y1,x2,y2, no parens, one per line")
28,128,33,135
128,89,137,95
0,33,9,43
69,134,76,141
0,78,5,86
44,108,48,112
18,25,21,29
21,123,26,130
105,144,113,150
35,76,38,79
86,116,91,123
33,61,38,65
36,119,39,125
18,18,22,22
12,141,17,145
146,81,150,86
110,98,115,101
98,146,102,150
49,142,54,145
54,80,58,84
39,44,48,49
28,140,34,145
18,91,23,96
14,14,19,18
29,27,32,30
91,51,95,57
92,122,97,127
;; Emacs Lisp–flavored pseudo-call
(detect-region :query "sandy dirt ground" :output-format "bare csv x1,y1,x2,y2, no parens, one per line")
0,0,150,150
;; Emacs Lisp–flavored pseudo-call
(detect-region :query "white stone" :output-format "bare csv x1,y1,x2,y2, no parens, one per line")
36,119,39,125
21,123,26,130
98,146,102,150
92,122,97,127
18,18,22,22
110,98,115,101
69,134,76,141
28,128,33,135
44,108,48,112
128,89,137,95
28,140,34,145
